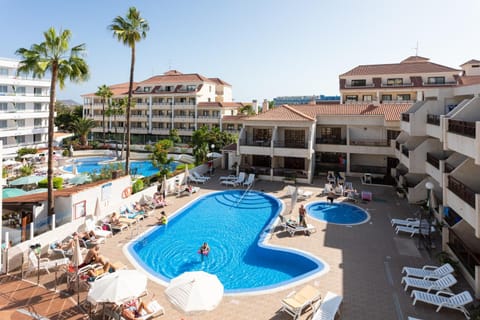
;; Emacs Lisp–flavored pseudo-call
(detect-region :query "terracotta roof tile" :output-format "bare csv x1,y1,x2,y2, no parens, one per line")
460,59,480,66
458,75,480,86
222,115,245,122
197,102,244,108
208,78,231,86
82,82,133,97
340,57,460,77
244,104,315,122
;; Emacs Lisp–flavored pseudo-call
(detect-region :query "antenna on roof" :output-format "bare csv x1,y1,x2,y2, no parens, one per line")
413,41,419,57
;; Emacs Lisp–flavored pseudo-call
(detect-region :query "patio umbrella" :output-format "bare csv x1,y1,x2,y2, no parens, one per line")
206,152,222,159
290,187,298,214
71,236,82,306
72,163,78,175
59,172,76,181
87,270,147,305
165,271,224,312
25,188,48,195
161,175,168,197
9,175,45,186
70,174,92,185
183,166,189,185
94,198,102,217
2,188,27,198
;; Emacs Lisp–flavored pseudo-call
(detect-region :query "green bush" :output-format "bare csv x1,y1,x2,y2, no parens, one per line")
132,179,144,194
17,147,37,158
38,177,63,190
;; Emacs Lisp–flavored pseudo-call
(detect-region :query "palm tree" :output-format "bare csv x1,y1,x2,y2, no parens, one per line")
72,118,96,146
16,27,89,217
107,97,127,157
109,7,149,175
95,84,113,144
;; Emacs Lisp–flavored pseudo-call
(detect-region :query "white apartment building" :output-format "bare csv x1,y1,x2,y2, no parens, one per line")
0,58,50,159
82,70,244,144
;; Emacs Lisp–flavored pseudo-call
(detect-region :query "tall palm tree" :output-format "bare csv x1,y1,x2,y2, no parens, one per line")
16,27,89,217
107,97,127,157
72,118,96,146
109,7,149,175
95,84,113,144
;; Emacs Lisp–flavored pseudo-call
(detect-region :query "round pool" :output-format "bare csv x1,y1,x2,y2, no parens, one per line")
306,202,369,225
126,190,326,294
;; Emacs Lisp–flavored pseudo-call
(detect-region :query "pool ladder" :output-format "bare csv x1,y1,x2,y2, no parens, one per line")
233,180,254,207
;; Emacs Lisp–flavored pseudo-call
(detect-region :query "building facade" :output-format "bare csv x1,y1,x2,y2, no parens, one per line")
82,70,244,144
0,58,50,159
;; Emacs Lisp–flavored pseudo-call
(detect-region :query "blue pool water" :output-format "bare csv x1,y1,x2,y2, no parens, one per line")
128,190,325,293
306,202,369,225
63,156,178,177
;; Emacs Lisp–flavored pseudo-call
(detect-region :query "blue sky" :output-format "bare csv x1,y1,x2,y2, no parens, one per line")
2,0,480,103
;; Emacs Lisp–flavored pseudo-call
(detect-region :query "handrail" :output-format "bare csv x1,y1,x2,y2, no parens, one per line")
234,179,254,207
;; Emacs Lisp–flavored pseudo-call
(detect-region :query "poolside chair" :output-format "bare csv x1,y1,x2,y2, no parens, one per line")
286,185,313,200
391,217,420,228
24,250,70,277
285,221,317,237
402,274,457,292
312,291,343,320
346,191,360,203
243,173,255,187
411,290,473,319
219,174,237,181
85,218,113,239
402,263,454,280
105,300,165,320
188,174,206,184
280,284,321,319
395,225,435,237
337,172,346,185
321,184,334,196
221,172,245,187
326,171,336,185
193,171,210,182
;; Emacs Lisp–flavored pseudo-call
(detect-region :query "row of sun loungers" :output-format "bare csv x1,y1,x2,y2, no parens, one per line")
220,172,255,187
400,263,473,318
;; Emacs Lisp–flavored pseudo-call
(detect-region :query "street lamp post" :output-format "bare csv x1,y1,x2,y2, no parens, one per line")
419,182,434,250
209,144,215,175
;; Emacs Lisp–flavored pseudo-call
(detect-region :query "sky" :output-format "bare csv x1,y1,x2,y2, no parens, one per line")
2,0,480,103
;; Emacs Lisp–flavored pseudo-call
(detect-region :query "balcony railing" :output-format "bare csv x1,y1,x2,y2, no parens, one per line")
380,82,414,87
395,141,400,150
401,113,410,122
448,119,476,138
273,140,308,148
423,81,458,86
426,153,440,169
349,165,387,174
444,162,455,173
316,137,346,145
350,139,389,146
401,145,409,157
239,139,271,147
426,114,441,126
448,229,480,277
344,83,375,88
448,176,476,208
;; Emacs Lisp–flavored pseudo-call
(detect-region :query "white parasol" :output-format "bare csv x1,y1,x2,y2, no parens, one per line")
87,270,147,305
165,271,224,313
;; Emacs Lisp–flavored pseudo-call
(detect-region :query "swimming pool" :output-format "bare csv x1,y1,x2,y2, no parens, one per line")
63,156,178,177
127,190,326,294
306,202,369,225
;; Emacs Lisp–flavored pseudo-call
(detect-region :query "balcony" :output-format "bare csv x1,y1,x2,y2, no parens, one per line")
448,120,476,138
401,145,409,157
448,176,475,208
344,83,375,88
448,229,480,278
426,153,440,169
401,113,410,122
239,139,271,147
422,81,457,86
444,162,455,173
272,168,307,179
350,165,387,175
380,82,414,88
395,141,400,150
350,139,389,147
273,140,308,149
316,137,346,145
426,114,441,126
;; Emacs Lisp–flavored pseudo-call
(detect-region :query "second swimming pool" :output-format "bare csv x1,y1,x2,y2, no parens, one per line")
127,190,326,294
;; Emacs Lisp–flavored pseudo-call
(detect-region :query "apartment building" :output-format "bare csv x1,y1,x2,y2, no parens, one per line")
339,56,461,104
0,58,50,159
82,70,244,144
237,103,409,184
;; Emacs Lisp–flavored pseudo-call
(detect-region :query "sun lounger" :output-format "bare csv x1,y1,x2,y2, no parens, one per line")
280,284,321,319
391,217,420,227
219,174,237,181
243,173,255,187
411,290,473,319
286,185,313,200
395,225,435,237
285,222,317,237
221,172,245,187
188,174,206,184
402,263,454,280
85,218,113,239
312,291,343,320
402,274,457,292
193,171,210,181
24,250,70,277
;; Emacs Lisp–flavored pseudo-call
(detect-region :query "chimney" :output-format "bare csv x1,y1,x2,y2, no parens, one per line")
262,99,269,113
252,99,258,114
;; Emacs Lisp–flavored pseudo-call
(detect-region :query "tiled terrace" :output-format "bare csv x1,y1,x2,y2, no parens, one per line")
0,172,473,319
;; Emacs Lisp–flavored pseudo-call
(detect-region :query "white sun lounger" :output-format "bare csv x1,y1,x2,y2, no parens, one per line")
411,290,473,319
280,284,321,319
391,217,420,227
402,263,454,280
402,274,457,292
285,223,317,237
312,291,343,320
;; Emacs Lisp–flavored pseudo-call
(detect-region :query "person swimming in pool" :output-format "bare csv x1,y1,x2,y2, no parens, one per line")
199,242,210,260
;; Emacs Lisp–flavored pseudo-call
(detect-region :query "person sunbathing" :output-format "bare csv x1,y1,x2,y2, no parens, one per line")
121,298,151,320
81,244,114,273
153,194,167,207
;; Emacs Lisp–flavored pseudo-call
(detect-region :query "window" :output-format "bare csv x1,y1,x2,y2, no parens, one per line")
387,78,403,85
34,103,42,111
381,94,392,101
0,137,7,145
34,87,42,96
427,77,445,84
0,68,8,76
0,85,7,94
34,119,42,127
363,95,372,102
144,87,151,92
227,124,234,130
16,103,26,111
212,111,220,117
136,98,142,103
165,86,173,92
16,136,25,143
187,85,196,91
285,129,305,147
345,95,358,101
472,65,480,68
16,119,25,127
0,120,7,128
320,127,341,139
351,79,366,87
34,134,42,142
387,130,401,140
0,103,7,111
397,94,411,101
15,87,26,94
202,111,209,116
